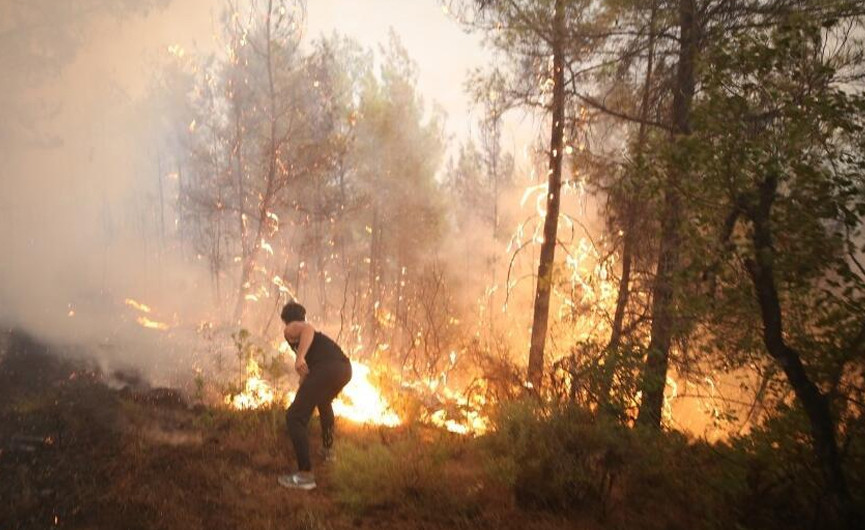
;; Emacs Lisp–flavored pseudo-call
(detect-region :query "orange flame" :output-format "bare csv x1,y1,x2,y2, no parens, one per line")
225,359,287,410
332,361,400,427
225,359,401,427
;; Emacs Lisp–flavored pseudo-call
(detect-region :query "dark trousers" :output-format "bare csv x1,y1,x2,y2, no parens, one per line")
285,359,352,472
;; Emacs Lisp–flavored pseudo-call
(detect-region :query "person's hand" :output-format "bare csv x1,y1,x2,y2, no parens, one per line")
295,357,309,377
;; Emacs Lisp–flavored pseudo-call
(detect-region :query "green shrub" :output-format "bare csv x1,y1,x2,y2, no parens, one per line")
726,408,865,530
484,400,628,515
483,400,747,529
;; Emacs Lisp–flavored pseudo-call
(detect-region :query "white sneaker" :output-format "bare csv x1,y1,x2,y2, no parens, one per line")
278,472,316,490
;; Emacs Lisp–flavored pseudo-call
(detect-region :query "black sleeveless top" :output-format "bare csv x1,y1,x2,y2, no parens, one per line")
289,331,349,368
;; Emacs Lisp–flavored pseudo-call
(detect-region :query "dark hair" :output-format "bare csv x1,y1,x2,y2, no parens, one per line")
280,301,306,324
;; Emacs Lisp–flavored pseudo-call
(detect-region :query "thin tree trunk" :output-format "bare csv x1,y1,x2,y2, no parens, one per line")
315,199,328,320
636,0,696,428
214,160,223,307
177,162,185,252
600,0,658,410
208,91,224,310
488,106,502,331
156,152,166,248
234,0,279,325
527,0,566,390
231,97,248,323
367,203,381,354
746,174,859,529
601,227,633,403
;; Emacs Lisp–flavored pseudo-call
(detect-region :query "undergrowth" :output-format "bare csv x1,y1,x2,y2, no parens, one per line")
331,427,482,523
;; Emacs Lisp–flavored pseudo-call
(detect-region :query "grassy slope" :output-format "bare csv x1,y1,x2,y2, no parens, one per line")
0,332,578,530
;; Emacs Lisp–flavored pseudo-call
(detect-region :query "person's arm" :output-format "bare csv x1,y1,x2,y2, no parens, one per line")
286,321,314,377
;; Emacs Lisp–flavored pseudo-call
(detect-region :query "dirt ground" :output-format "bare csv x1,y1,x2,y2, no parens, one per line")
0,330,580,530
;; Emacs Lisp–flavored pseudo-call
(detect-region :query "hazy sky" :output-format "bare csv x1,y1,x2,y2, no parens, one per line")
307,0,489,142
67,0,526,149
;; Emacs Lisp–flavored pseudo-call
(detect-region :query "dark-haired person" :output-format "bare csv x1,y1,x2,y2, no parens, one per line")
277,301,352,490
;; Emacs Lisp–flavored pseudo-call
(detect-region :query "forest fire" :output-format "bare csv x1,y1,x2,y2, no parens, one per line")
225,356,491,434
5,0,863,526
225,358,401,427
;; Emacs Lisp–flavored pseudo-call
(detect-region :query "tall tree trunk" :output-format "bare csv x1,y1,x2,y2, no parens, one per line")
601,0,658,410
746,175,859,529
636,0,696,428
209,89,224,310
177,162,185,252
527,0,566,390
213,158,223,307
156,151,166,248
601,225,633,403
231,97,248,323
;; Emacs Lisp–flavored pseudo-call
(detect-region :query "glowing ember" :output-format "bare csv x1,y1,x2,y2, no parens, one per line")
125,298,152,313
136,316,170,331
167,44,185,58
260,239,274,255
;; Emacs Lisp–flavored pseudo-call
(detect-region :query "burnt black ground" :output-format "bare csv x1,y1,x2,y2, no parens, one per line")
0,330,122,528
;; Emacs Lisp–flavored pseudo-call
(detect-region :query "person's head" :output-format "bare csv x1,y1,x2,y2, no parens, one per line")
281,301,306,324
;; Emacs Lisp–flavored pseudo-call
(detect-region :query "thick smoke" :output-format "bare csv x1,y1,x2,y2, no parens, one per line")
0,0,214,381
0,0,505,384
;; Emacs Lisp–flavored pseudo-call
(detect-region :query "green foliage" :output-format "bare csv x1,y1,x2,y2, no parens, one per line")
726,403,865,529
730,410,828,528
230,328,261,384
688,9,865,418
194,404,285,444
485,400,626,514
550,341,645,422
480,395,865,528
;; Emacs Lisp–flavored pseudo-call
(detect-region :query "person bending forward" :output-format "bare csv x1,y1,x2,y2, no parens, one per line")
278,302,352,490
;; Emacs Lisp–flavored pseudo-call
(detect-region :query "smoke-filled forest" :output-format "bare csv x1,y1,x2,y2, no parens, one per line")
2,0,864,529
